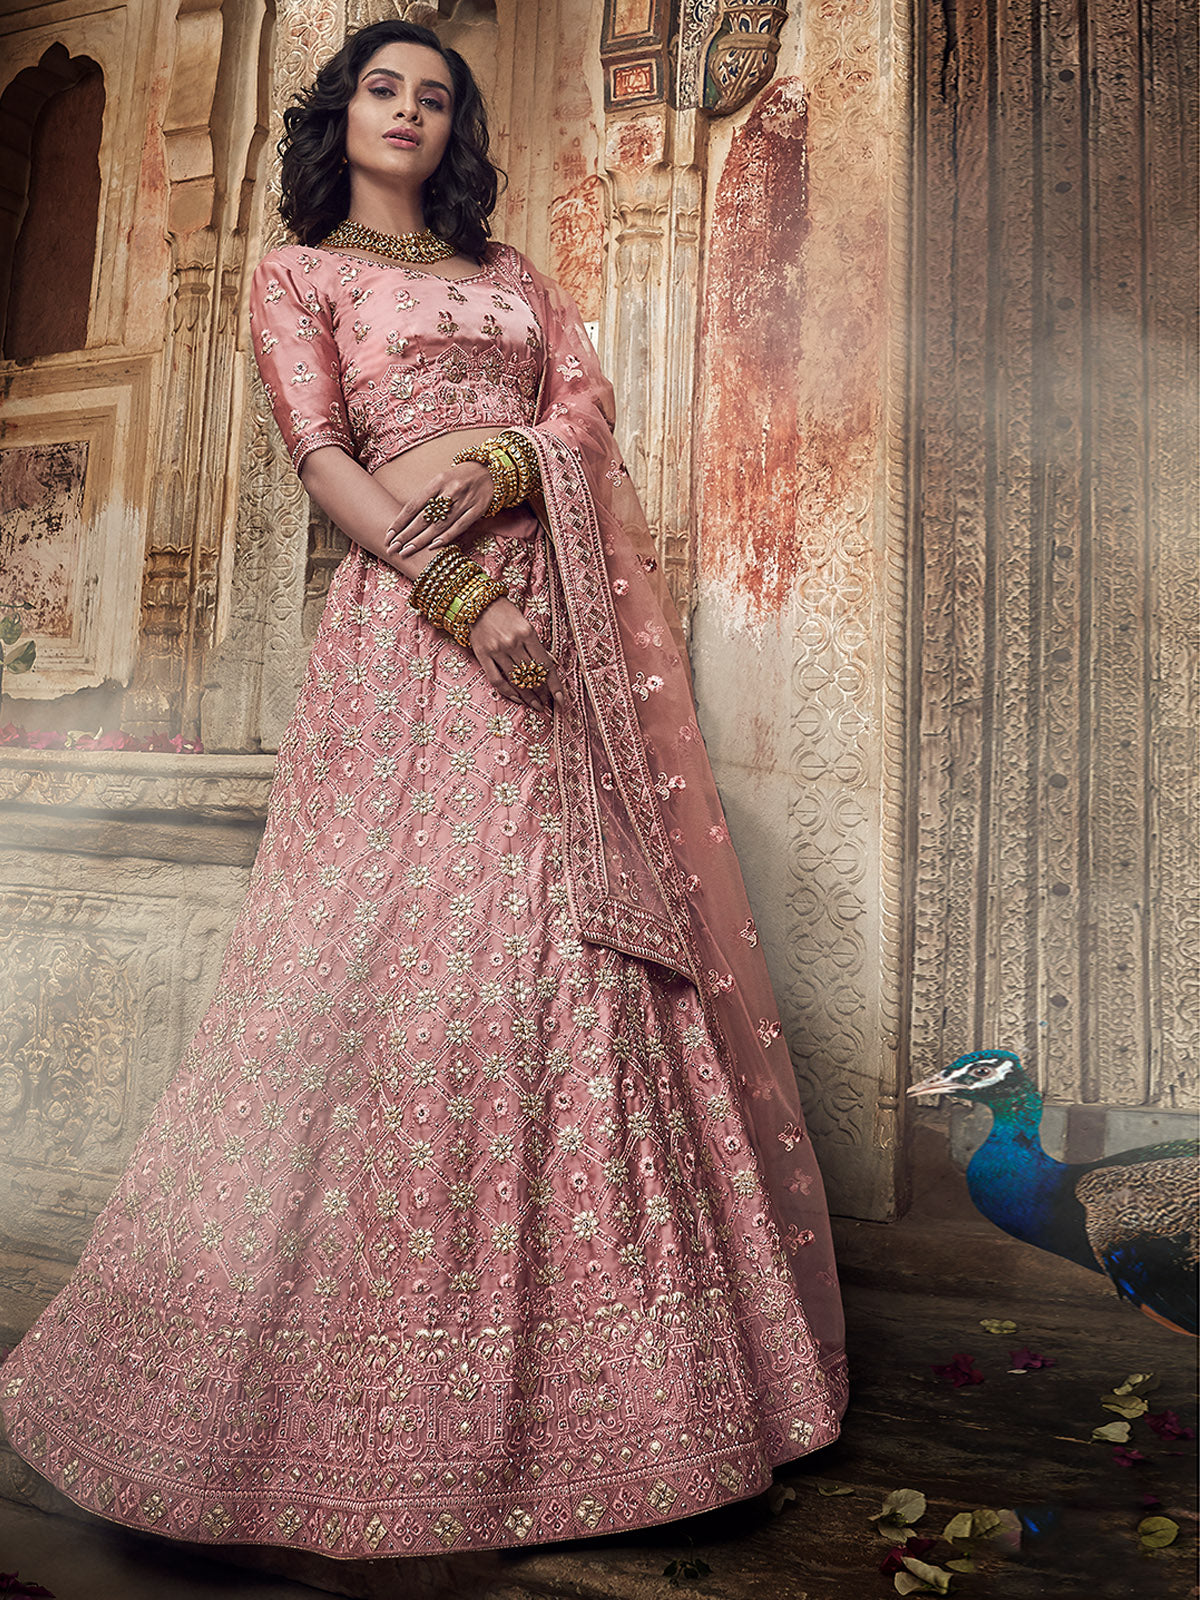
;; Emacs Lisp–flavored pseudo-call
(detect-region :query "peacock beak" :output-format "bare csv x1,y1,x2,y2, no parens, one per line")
906,1074,961,1099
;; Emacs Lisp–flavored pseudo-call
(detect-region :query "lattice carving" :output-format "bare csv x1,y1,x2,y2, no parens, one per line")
0,889,142,1180
911,0,1199,1108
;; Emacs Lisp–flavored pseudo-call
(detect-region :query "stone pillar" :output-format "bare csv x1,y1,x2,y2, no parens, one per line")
200,0,344,752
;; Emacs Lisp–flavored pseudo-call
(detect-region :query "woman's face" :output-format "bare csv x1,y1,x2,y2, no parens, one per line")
344,41,454,197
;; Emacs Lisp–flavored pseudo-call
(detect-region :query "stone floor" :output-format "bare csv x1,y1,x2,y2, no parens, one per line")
1,1125,1195,1599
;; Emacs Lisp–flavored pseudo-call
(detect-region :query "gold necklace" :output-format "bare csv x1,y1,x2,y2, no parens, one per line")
320,219,455,264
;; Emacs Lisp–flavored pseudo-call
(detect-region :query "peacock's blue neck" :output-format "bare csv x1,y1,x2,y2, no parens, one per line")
965,1084,1101,1274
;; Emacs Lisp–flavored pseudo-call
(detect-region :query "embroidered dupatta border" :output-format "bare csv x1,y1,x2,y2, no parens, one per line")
513,427,703,990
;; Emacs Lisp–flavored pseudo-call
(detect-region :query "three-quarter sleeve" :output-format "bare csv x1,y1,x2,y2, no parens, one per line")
248,253,354,472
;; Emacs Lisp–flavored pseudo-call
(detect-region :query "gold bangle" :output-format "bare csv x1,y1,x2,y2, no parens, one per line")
427,563,485,630
449,577,507,646
442,575,487,633
453,441,522,516
496,430,540,501
410,546,469,612
419,563,474,626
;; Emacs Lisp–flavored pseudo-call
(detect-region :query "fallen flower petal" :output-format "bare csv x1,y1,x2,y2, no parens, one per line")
1146,1409,1196,1441
1008,1348,1056,1370
1111,1446,1147,1467
879,1538,941,1575
932,1353,984,1387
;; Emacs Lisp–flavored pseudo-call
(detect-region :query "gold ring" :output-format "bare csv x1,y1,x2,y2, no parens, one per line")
422,494,454,523
508,659,548,689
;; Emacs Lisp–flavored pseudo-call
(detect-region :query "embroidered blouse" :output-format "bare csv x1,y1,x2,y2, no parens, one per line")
248,243,545,473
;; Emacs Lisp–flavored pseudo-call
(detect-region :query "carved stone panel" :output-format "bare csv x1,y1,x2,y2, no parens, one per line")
0,761,270,1330
0,362,153,700
912,0,1199,1106
0,443,88,641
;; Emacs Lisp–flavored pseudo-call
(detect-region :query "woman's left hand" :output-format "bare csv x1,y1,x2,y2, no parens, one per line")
384,462,495,561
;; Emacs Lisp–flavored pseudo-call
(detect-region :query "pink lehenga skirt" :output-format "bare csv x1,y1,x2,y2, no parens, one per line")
0,533,845,1559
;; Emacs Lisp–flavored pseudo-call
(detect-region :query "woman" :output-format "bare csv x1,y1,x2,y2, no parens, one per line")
0,21,846,1560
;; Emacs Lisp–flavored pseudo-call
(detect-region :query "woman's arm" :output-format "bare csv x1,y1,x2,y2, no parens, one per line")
299,445,564,712
298,445,476,582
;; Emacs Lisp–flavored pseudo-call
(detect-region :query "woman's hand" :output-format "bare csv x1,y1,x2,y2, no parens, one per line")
469,598,565,714
385,462,494,561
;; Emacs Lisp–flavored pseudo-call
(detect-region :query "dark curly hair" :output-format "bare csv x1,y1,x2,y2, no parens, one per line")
278,21,502,260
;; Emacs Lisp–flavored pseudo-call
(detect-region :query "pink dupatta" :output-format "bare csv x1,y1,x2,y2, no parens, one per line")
492,250,846,1375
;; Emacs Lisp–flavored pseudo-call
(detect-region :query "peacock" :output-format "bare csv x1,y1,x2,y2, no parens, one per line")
907,1050,1199,1336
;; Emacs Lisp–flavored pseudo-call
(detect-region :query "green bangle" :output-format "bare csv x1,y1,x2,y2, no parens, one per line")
443,579,487,633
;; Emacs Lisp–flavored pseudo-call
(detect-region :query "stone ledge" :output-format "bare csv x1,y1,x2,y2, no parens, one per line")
0,750,277,822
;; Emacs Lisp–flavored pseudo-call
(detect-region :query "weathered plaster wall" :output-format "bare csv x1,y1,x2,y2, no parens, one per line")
690,5,908,1218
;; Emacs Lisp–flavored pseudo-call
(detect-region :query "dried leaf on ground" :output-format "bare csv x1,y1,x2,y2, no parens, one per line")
880,1537,940,1574
943,1508,1005,1542
1137,1516,1179,1549
1101,1393,1149,1419
895,1555,955,1594
663,1557,713,1587
979,1319,1018,1335
815,1481,855,1496
870,1489,928,1533
1111,1372,1158,1396
1091,1420,1132,1443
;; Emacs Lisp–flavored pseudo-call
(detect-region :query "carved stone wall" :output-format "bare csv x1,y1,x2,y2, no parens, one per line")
0,750,274,1332
911,0,1199,1108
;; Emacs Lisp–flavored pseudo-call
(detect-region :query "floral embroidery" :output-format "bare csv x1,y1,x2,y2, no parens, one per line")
557,354,583,382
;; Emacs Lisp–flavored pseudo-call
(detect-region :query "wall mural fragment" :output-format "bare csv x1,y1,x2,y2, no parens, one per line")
0,443,88,642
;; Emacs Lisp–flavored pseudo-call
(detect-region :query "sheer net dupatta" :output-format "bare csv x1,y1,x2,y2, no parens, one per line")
505,253,847,1379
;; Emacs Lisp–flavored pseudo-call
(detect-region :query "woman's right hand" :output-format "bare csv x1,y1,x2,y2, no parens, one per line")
469,598,565,714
